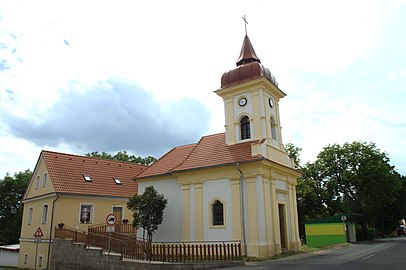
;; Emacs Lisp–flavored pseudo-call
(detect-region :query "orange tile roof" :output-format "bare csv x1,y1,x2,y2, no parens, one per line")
41,150,147,198
136,143,196,178
174,133,262,172
136,133,263,179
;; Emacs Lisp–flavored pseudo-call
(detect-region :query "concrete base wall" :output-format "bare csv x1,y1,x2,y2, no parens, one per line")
50,239,244,270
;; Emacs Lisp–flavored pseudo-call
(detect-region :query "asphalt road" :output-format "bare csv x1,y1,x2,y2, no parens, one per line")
223,237,406,270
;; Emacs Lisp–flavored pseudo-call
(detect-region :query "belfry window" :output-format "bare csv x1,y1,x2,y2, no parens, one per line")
240,116,251,140
212,200,224,226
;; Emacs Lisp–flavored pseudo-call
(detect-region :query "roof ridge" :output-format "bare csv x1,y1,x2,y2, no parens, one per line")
138,143,197,176
41,150,147,168
199,132,225,138
171,136,206,171
32,150,143,198
173,142,197,149
170,132,226,171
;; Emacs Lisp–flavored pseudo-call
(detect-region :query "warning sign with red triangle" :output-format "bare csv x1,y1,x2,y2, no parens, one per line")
34,227,44,237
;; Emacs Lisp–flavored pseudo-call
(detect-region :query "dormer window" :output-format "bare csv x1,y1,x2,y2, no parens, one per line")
83,175,92,182
114,177,122,185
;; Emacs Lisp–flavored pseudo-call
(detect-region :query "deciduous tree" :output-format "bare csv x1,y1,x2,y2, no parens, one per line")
85,150,156,165
313,141,401,239
127,185,167,258
0,169,32,244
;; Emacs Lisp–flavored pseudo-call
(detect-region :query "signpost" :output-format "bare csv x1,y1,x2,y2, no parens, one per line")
341,215,348,243
106,214,116,270
33,227,43,270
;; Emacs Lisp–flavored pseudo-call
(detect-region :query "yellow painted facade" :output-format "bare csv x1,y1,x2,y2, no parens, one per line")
18,156,134,269
136,65,301,256
138,158,301,258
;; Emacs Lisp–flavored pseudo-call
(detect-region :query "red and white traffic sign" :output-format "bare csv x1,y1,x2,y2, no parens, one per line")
34,227,44,237
106,214,117,226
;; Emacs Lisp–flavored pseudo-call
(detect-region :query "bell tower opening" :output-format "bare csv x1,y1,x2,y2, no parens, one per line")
240,116,251,140
216,33,285,146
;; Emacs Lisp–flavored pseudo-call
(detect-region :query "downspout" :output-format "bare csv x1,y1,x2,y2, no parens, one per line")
46,195,59,270
236,163,247,257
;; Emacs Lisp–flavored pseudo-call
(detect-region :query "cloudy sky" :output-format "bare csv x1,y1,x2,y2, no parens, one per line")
1,0,405,177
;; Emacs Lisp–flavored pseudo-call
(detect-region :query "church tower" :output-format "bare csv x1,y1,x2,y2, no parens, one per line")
134,25,302,259
215,34,294,168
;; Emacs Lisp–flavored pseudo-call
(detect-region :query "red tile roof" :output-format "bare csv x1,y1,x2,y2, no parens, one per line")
40,150,147,198
136,133,263,179
137,144,196,178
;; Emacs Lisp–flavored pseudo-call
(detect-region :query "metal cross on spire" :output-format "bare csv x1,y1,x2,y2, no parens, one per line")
242,15,248,35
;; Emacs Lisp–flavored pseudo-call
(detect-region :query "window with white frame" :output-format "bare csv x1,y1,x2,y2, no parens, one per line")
42,173,47,187
24,254,28,264
35,176,40,189
80,204,93,224
42,205,48,224
28,207,33,225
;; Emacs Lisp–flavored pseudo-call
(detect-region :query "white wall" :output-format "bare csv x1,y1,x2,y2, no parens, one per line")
137,178,182,242
0,248,19,267
255,175,267,244
202,179,233,241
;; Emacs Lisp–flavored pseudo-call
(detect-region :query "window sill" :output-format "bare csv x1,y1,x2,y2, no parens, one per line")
209,225,226,229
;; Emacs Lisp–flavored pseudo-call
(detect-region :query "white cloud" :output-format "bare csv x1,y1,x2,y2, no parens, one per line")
1,0,406,177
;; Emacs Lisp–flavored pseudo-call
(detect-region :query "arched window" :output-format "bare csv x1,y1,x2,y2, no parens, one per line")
240,116,251,140
270,117,278,141
212,200,224,226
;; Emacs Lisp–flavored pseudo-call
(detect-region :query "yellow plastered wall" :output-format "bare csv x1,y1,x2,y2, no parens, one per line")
144,159,301,259
215,78,285,147
19,194,131,269
25,157,56,199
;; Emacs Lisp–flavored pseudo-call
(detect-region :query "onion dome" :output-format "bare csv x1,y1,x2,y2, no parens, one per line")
221,35,278,89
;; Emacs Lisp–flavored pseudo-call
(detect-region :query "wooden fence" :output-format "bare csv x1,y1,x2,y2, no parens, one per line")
55,227,87,243
122,240,242,262
88,223,136,234
55,227,242,262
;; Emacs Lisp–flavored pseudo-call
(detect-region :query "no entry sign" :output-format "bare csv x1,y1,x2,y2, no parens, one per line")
106,214,117,226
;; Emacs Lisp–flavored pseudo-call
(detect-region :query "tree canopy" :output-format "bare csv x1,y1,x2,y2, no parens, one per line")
285,141,404,240
127,185,167,244
85,150,156,165
0,169,32,244
284,143,302,169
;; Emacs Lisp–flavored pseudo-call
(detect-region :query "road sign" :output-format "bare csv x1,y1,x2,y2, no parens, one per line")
34,227,44,237
106,213,117,226
34,236,41,243
106,226,115,233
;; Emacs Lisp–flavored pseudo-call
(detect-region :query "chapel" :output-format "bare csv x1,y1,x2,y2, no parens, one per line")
135,33,302,257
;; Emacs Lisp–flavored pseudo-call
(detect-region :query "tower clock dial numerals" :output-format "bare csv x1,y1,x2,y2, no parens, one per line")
268,98,274,108
239,97,247,107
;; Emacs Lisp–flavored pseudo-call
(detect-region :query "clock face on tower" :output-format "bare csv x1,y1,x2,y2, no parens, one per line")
268,98,274,108
239,97,247,107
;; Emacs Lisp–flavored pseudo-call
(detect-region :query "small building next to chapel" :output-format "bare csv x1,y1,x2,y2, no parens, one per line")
135,34,302,258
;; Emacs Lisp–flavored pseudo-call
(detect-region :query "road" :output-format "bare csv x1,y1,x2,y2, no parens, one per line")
224,237,406,270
